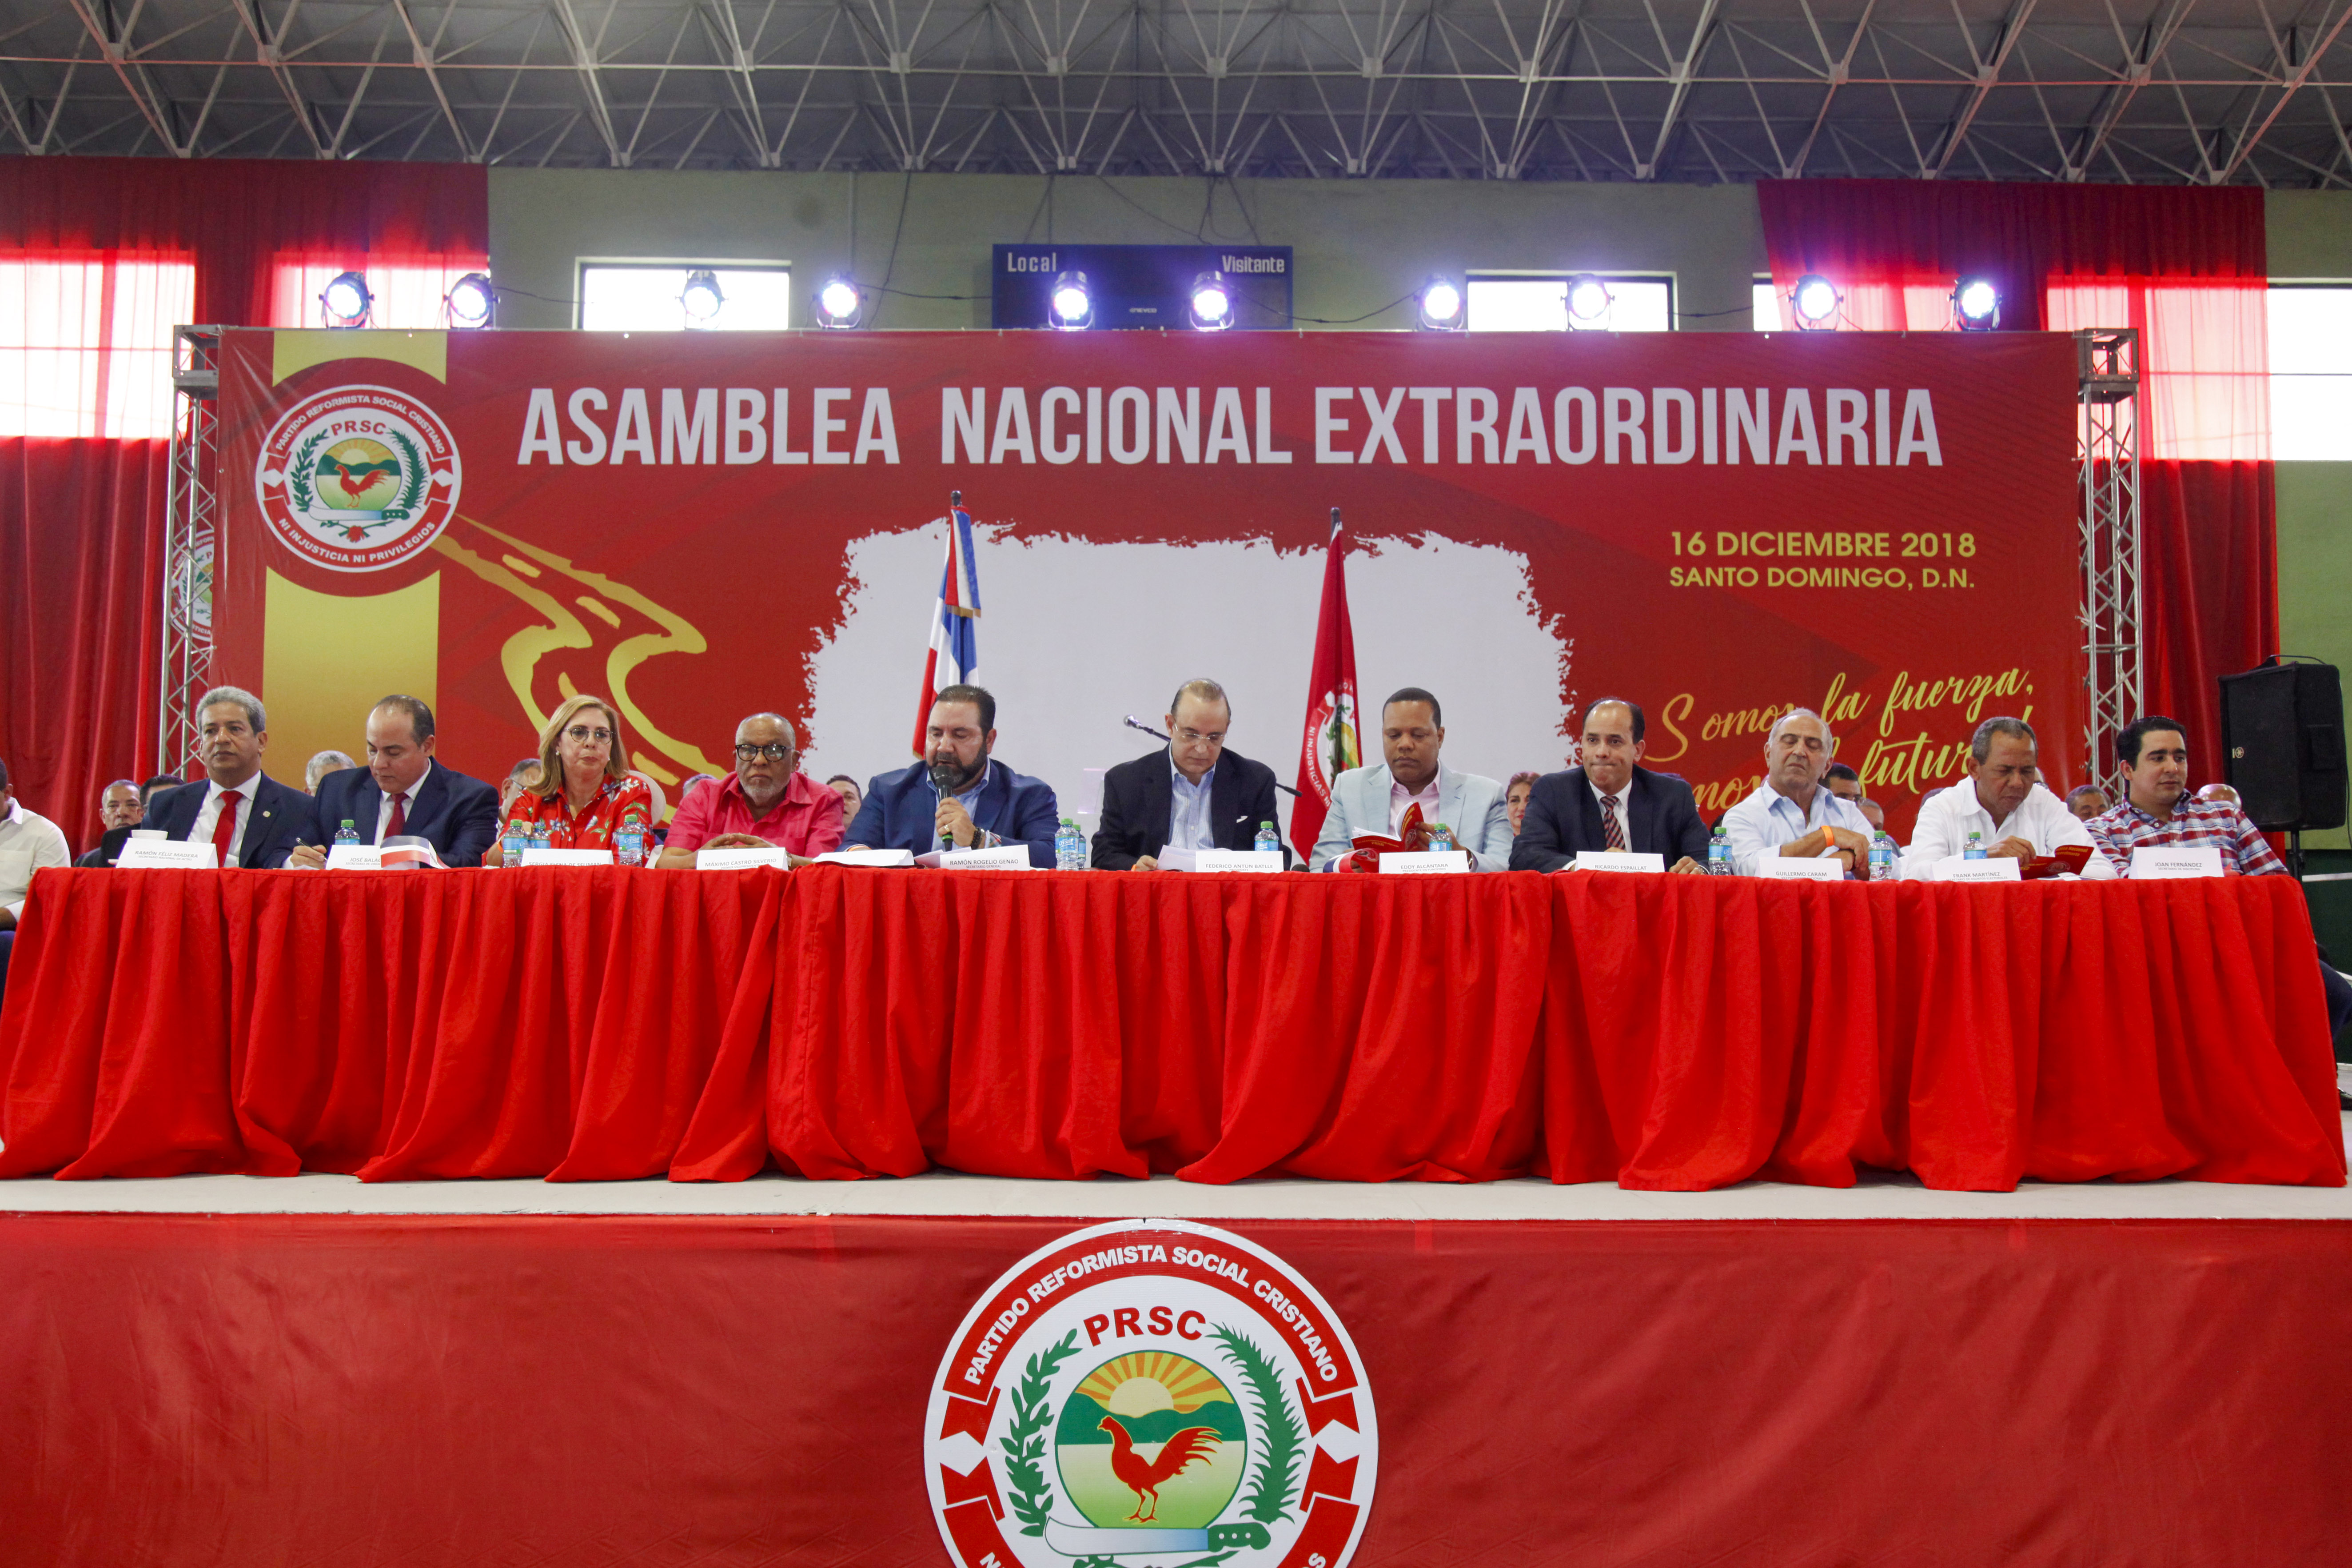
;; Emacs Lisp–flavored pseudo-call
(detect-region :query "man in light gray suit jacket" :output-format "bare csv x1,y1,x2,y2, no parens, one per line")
1309,687,1515,871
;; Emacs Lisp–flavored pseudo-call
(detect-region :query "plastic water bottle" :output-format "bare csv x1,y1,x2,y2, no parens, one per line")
1870,832,1897,881
1428,823,1456,853
333,818,360,848
1964,830,1986,860
615,826,645,868
1253,821,1281,856
1054,817,1086,871
1706,826,1732,875
528,825,551,861
501,825,526,867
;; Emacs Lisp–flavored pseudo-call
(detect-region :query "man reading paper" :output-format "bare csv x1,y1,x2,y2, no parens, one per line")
657,713,844,867
1310,688,1511,871
1901,717,2114,880
1092,679,1285,870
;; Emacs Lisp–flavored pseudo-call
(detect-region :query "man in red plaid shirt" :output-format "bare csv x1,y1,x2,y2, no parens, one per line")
2087,717,2286,876
2091,715,2352,1087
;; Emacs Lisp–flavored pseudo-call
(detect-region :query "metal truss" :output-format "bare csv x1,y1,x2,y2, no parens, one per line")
161,326,221,779
8,0,2352,184
2076,327,2142,794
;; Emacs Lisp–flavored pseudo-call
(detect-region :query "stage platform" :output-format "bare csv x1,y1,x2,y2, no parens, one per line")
6,1117,2351,1219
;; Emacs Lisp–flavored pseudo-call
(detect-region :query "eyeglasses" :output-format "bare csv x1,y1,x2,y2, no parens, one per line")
734,742,793,762
565,725,615,745
1175,729,1227,748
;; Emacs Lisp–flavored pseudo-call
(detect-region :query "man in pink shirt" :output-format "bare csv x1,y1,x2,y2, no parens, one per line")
655,712,845,866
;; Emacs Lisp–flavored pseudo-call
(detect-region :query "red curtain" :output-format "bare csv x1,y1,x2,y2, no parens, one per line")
0,161,488,849
0,158,488,328
2141,460,2278,774
0,438,170,852
1758,180,2276,782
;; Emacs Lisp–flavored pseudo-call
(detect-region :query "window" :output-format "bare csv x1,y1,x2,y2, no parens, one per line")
2046,283,2268,461
271,262,480,331
2269,286,2352,461
0,255,194,439
1466,275,1672,332
1753,278,1781,331
578,263,792,332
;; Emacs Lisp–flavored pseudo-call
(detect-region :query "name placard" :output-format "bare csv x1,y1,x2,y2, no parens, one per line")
696,846,792,871
114,839,218,870
1754,854,1843,881
520,847,615,867
325,843,385,870
1935,855,2021,883
1570,850,1665,875
2131,846,2225,880
813,848,917,868
1379,850,1472,875
1191,849,1284,874
930,846,1033,871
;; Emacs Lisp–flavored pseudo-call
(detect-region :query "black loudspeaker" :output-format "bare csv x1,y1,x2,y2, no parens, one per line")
2220,659,2348,831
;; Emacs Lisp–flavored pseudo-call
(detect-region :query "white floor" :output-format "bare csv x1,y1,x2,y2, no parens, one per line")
2,1117,2350,1221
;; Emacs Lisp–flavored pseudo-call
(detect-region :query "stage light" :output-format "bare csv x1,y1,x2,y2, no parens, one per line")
1791,274,1841,330
1418,276,1463,330
815,276,863,328
1188,273,1232,331
1953,276,2001,331
1565,274,1611,326
1049,270,1093,330
679,269,725,323
319,271,372,329
445,272,495,328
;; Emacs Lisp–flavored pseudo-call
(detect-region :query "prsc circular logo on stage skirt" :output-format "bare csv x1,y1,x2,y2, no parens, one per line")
253,384,461,573
926,1220,1377,1568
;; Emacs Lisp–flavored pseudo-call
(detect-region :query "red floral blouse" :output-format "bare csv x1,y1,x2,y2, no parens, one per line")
502,774,656,853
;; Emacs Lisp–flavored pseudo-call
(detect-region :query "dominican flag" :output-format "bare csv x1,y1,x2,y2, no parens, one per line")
913,496,982,755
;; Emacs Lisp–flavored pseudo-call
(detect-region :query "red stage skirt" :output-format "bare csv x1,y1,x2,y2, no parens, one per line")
0,866,2339,1189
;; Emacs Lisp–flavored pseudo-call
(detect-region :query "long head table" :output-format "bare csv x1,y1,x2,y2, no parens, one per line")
0,866,2340,1189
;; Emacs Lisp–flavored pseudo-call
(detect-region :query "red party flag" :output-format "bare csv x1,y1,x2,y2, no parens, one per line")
1291,509,1362,864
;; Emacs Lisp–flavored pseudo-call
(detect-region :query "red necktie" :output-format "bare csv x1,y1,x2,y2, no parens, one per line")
211,792,240,866
1601,794,1627,853
385,792,407,840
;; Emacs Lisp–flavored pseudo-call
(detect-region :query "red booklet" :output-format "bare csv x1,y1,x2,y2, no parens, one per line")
2021,844,2093,879
1341,804,1429,873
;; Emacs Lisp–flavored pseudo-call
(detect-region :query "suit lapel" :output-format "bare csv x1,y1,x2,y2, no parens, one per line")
1208,758,1241,850
408,767,446,834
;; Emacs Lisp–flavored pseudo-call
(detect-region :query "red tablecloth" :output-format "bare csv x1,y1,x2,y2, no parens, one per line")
0,866,2340,1189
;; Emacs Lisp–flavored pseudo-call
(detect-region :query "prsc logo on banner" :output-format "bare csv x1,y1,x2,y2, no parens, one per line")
926,1220,1376,1568
254,384,461,573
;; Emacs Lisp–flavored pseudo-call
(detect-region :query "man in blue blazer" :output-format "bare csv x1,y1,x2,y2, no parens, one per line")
1511,697,1710,873
288,695,502,869
1092,678,1288,869
1309,687,1513,871
139,685,315,869
843,684,1061,867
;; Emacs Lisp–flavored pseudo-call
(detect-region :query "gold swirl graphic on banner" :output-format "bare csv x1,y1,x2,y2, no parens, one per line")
428,515,726,786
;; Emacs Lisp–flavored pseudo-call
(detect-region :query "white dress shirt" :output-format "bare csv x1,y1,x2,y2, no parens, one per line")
375,760,432,844
1900,779,2116,881
1168,759,1218,853
0,797,72,921
1721,780,1874,876
188,774,263,866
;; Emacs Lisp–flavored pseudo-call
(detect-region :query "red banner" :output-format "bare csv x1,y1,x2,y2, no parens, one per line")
213,330,2081,835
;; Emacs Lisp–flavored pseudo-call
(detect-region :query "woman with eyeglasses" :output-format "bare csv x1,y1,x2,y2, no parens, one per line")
486,693,657,866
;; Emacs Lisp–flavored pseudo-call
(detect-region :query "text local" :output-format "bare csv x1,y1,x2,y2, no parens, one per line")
514,384,1947,468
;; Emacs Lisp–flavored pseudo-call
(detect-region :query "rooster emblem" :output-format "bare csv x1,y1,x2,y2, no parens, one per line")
1096,1416,1221,1523
315,437,401,510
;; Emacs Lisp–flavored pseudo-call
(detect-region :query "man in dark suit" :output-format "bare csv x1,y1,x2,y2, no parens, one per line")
139,685,315,868
843,683,1060,867
1511,697,1710,874
287,695,501,868
1092,678,1287,869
